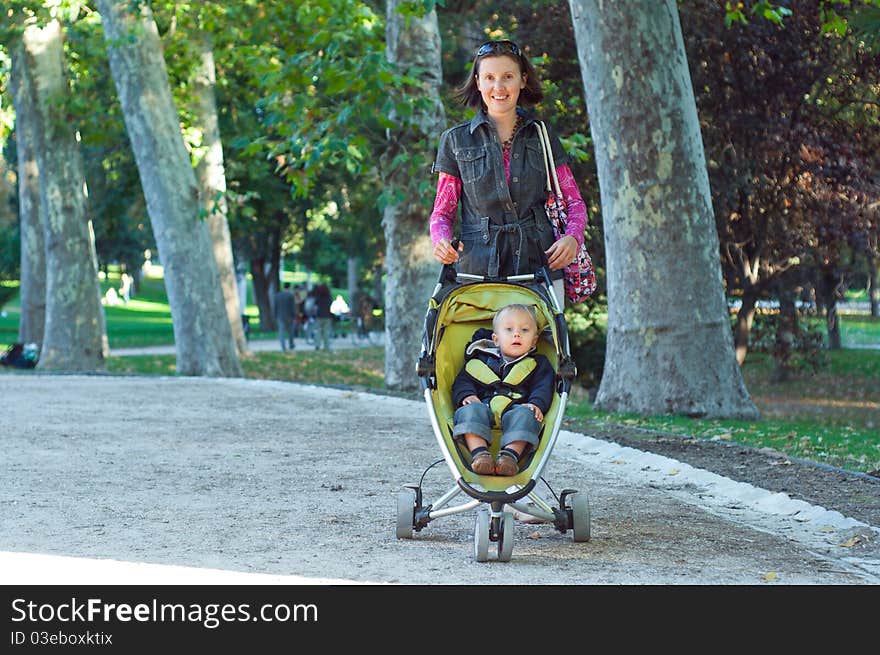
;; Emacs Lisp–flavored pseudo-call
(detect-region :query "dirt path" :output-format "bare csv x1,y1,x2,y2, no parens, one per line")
1,374,878,585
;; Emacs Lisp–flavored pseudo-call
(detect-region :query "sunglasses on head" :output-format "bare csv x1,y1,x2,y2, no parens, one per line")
476,40,521,58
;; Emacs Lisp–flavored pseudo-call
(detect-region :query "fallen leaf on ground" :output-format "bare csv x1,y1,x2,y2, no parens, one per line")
762,572,778,582
667,469,680,476
840,535,863,548
526,531,541,540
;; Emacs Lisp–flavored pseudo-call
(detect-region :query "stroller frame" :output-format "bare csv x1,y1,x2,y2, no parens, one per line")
397,266,590,562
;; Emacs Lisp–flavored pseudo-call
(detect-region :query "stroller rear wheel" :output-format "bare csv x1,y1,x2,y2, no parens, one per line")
474,508,490,562
396,488,417,539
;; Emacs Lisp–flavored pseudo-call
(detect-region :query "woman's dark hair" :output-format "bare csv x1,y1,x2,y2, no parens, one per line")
454,40,544,109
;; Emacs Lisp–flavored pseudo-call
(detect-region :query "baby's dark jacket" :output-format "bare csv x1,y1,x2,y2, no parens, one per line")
451,328,555,414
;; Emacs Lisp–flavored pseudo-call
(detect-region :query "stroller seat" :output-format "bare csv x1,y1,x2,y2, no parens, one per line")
399,269,590,562
429,283,563,492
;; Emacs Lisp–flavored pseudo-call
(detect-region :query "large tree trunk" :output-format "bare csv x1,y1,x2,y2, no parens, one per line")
382,2,446,390
9,42,46,348
569,1,758,418
96,0,241,377
19,22,106,371
191,31,248,357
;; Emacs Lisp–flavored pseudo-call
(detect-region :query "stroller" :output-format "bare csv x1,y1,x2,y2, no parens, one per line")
396,264,591,562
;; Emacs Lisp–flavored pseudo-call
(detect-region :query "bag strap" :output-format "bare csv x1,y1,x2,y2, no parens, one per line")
536,121,562,198
536,121,553,193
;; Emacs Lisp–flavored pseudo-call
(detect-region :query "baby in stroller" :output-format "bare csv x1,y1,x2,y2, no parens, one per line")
452,303,555,477
398,268,590,562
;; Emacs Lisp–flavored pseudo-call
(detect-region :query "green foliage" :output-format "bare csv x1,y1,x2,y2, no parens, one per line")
0,280,18,307
0,219,20,282
747,310,830,374
849,2,880,51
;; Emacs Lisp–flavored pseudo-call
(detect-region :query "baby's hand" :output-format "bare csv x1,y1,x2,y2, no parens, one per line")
461,395,481,406
523,403,544,422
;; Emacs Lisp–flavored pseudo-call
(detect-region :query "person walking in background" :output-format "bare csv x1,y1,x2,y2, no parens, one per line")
272,282,297,352
313,283,333,351
119,272,133,304
293,284,307,338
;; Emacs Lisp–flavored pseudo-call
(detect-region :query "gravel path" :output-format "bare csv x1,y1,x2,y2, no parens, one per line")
1,373,878,585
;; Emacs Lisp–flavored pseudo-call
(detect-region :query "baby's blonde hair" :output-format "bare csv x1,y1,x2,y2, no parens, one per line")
492,303,538,332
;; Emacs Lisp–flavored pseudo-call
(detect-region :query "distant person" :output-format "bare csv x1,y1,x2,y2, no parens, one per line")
272,282,297,352
313,283,333,351
293,284,308,337
119,272,133,304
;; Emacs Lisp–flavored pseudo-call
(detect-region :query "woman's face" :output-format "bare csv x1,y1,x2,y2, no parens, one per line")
475,55,525,116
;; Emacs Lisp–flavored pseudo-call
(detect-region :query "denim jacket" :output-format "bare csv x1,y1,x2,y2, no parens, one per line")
432,109,570,279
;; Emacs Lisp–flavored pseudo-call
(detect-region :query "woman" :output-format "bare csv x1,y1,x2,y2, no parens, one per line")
429,39,588,301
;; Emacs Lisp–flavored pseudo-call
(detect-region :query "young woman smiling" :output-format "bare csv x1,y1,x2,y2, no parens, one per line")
429,39,589,302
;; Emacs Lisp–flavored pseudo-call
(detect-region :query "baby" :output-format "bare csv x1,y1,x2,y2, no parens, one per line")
451,303,554,476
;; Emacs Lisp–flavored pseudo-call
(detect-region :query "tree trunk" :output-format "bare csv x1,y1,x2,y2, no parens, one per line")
868,251,879,317
772,286,797,383
249,256,277,333
191,31,248,357
9,42,46,348
815,268,841,349
96,0,241,377
347,256,358,310
733,287,759,365
383,2,446,390
19,22,106,371
569,0,758,418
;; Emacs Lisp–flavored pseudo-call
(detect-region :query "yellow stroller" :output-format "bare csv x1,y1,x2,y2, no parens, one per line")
396,265,590,562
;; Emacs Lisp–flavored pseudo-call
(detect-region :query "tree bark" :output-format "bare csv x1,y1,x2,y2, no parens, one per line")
190,30,248,357
383,2,446,390
772,285,797,383
815,268,841,350
868,251,879,317
569,0,758,418
9,41,46,348
249,255,279,333
733,287,759,365
96,0,241,377
19,21,106,371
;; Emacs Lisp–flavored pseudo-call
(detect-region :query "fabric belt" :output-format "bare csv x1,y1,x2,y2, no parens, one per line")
461,213,537,278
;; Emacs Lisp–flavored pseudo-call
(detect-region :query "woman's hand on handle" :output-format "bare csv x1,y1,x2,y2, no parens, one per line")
433,238,463,265
545,235,577,270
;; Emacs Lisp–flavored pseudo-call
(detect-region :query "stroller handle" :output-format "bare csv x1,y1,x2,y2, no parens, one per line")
439,240,555,287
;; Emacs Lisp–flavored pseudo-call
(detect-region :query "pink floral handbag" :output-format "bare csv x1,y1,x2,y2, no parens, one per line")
536,121,597,304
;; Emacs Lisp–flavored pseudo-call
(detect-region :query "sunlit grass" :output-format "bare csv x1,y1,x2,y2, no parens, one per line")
838,315,880,347
105,346,387,389
563,401,879,474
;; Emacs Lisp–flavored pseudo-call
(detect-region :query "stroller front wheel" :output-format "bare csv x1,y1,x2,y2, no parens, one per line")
497,511,514,562
570,492,591,543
